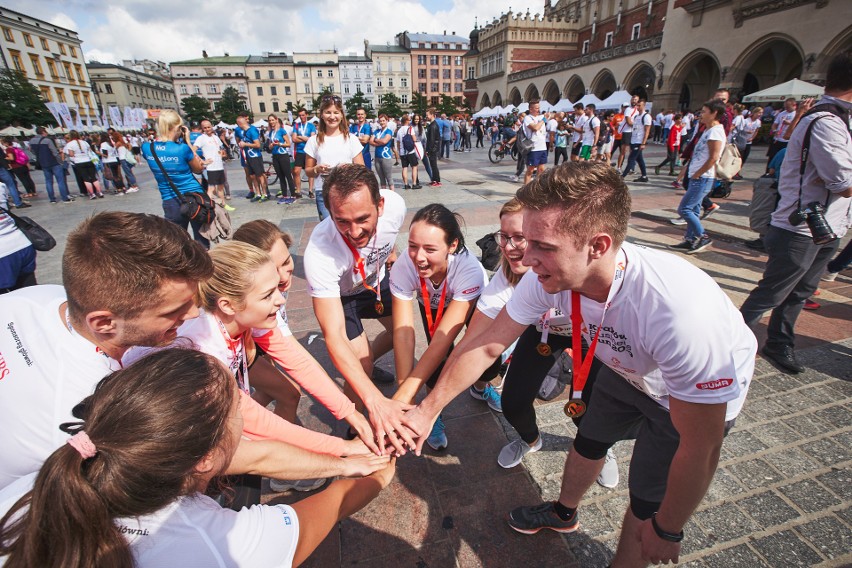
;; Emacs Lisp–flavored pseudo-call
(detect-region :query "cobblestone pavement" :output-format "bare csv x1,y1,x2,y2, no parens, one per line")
21,142,851,567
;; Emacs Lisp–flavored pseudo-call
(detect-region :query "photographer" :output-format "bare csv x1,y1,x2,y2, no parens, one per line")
740,52,852,374
140,109,209,248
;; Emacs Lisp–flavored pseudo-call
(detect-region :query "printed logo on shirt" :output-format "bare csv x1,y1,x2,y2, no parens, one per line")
0,351,9,380
118,524,150,536
587,323,634,357
696,378,734,390
610,356,636,375
5,322,33,367
461,285,481,295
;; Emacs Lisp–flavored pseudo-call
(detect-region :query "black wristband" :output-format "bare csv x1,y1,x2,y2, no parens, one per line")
651,513,684,542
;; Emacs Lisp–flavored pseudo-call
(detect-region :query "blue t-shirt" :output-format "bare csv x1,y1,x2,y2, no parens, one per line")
267,128,289,156
235,125,263,159
141,141,203,200
374,127,394,160
293,121,317,154
189,131,202,146
440,119,452,140
350,123,372,158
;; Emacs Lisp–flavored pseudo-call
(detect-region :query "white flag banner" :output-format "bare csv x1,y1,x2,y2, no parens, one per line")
57,103,74,128
44,102,62,126
123,107,134,130
137,108,148,129
101,106,109,129
74,109,84,131
109,106,123,128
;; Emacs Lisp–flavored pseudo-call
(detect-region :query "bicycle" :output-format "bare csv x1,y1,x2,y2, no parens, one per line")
263,160,278,186
488,140,518,164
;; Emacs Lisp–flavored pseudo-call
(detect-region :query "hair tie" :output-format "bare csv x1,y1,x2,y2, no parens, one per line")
67,431,97,459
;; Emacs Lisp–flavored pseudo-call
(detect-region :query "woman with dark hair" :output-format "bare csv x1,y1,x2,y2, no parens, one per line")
0,348,394,567
412,113,433,182
63,130,103,199
113,131,139,193
370,114,395,191
266,114,297,201
1,137,36,197
100,132,126,194
304,95,364,220
390,204,490,451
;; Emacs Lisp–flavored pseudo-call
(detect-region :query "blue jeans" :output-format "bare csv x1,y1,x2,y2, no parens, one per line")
622,143,647,177
315,190,329,221
0,168,22,206
120,160,137,186
162,196,210,249
43,164,70,202
441,139,451,158
678,177,714,241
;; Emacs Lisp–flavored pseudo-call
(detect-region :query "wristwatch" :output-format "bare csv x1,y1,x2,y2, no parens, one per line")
651,513,684,542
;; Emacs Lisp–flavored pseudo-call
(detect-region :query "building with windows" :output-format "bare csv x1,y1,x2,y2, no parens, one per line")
87,62,178,113
363,42,411,110
169,54,249,115
398,31,468,107
245,53,297,116
122,59,170,80
292,51,339,111
0,6,99,124
338,54,375,110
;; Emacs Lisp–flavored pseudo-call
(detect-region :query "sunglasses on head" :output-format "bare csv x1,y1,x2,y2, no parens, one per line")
322,95,342,104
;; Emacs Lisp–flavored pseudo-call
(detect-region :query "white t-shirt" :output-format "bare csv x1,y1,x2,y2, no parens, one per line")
737,117,762,145
395,125,419,156
633,111,653,143
476,269,571,336
194,133,224,171
101,142,118,163
572,115,587,144
0,189,30,258
688,124,726,179
582,116,601,146
546,118,559,136
303,133,363,193
304,189,406,298
389,250,487,308
680,115,691,134
504,242,756,421
663,113,675,129
620,107,638,134
772,110,796,141
522,114,548,151
0,472,300,568
0,286,121,490
65,139,92,164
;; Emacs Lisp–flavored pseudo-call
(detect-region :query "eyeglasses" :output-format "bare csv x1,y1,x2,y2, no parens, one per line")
494,232,527,249
321,95,342,104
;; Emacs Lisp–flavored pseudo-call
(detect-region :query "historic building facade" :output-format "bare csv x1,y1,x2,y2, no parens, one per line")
245,53,297,116
339,54,376,109
170,54,250,111
399,32,469,106
293,51,340,111
87,62,178,113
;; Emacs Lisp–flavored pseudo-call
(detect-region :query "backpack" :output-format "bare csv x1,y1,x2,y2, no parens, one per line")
475,232,501,271
516,125,534,154
11,147,29,166
401,126,416,153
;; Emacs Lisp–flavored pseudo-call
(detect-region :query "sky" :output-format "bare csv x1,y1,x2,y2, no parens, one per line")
5,0,538,64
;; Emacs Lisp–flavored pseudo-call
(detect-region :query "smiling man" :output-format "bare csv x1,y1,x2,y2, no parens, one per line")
399,162,757,567
303,164,411,454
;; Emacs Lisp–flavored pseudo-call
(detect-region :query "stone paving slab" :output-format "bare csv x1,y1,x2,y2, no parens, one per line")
18,143,851,567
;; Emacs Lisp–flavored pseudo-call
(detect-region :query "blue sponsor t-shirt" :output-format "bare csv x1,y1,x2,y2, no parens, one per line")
267,128,290,156
141,141,203,200
350,123,372,161
236,125,263,159
189,131,202,146
293,121,317,154
374,127,394,160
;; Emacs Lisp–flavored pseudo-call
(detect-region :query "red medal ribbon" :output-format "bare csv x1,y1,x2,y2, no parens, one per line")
343,234,382,305
420,277,449,338
570,291,604,397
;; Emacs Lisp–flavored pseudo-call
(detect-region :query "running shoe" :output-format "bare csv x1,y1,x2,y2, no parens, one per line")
469,384,502,413
269,478,326,492
701,203,720,219
224,204,236,211
687,235,712,254
427,415,447,451
498,437,542,469
668,239,694,252
508,502,579,534
821,272,839,282
669,217,687,226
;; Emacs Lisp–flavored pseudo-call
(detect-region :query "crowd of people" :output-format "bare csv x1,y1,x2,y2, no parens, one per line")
0,51,849,568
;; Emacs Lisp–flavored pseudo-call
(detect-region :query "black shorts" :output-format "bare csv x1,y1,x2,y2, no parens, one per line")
293,152,307,168
400,153,418,167
341,275,393,340
571,142,582,156
207,170,225,185
245,156,265,176
73,161,98,183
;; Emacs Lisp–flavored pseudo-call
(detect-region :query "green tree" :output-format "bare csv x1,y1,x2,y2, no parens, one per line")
286,100,304,113
437,94,459,117
460,96,472,115
180,94,212,124
411,92,427,116
0,69,54,127
214,86,249,124
312,87,334,113
377,93,403,118
345,89,374,119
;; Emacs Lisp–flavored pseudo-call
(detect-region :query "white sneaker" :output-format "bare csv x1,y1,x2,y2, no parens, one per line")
269,477,326,492
596,449,619,488
125,187,140,193
669,217,687,226
821,271,839,282
498,437,542,469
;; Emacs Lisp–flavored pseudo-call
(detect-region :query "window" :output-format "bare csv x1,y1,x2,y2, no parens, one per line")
376,78,382,87
327,69,333,77
316,69,322,77
344,84,350,94
40,37,48,50
268,70,274,79
431,43,437,49
285,86,291,95
401,61,407,71
47,59,57,79
318,83,324,91
443,82,450,92
40,86,51,101
454,56,462,65
273,101,280,112
238,84,246,93
254,70,261,79
631,23,641,40
454,83,462,92
401,94,408,104
354,70,360,78
209,84,219,94
259,102,266,113
604,32,613,48
23,33,32,47
179,84,188,94
29,55,43,77
430,96,439,105
193,84,201,94
442,55,450,65
388,78,393,87
270,86,277,95
431,82,439,92
2,27,13,42
430,69,438,79
355,83,361,92
430,55,438,65
582,40,590,55
305,83,311,93
419,43,426,48
64,62,74,82
467,65,475,80
72,90,82,107
105,83,114,94
9,51,24,74
417,55,426,65
387,62,392,72
366,85,372,93
58,43,66,55
75,64,84,82
70,46,77,58
442,69,450,79
342,70,348,79
55,88,66,103
418,69,426,79
303,70,309,78
401,78,407,88
283,70,289,79
419,82,427,92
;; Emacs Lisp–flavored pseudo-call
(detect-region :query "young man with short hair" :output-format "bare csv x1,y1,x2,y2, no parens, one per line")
622,98,652,182
523,100,548,184
194,119,232,211
579,104,600,161
292,108,318,198
235,112,268,202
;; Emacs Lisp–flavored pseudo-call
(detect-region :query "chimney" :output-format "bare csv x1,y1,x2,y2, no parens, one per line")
224,52,229,56
202,50,208,58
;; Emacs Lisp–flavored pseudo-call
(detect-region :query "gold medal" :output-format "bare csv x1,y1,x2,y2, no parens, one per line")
537,342,552,356
375,301,384,315
563,398,587,418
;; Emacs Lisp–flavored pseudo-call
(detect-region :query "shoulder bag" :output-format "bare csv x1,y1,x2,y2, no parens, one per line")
0,206,56,251
148,142,215,225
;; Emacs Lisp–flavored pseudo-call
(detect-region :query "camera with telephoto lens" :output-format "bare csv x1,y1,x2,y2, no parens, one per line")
788,201,838,245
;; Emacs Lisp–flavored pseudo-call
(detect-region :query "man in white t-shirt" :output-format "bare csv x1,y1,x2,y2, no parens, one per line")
194,120,231,210
399,162,757,567
303,163,411,454
579,104,600,161
522,100,549,184
766,97,797,172
622,98,653,182
569,103,587,163
546,112,559,153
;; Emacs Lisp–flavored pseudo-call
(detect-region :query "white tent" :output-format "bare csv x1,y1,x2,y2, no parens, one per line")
473,107,492,118
491,105,504,116
539,100,554,112
516,102,529,113
502,104,516,113
742,79,824,103
215,121,230,129
597,90,632,110
0,126,33,137
252,119,268,128
553,98,574,112
576,94,604,108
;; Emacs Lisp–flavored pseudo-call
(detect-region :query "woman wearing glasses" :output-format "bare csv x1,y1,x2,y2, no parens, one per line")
389,204,491,451
304,95,364,220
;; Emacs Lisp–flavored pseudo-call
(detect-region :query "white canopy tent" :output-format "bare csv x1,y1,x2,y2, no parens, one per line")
502,104,516,114
553,98,575,112
0,126,34,137
516,102,529,113
473,107,491,118
597,90,632,110
539,100,554,112
252,119,268,128
576,94,604,108
491,105,504,116
215,121,231,129
742,79,824,103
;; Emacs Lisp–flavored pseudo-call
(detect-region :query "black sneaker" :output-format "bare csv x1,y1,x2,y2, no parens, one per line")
668,239,694,251
687,235,712,254
508,502,579,535
371,367,395,384
412,183,422,189
744,238,765,251
634,176,649,183
761,345,804,374
245,192,255,200
16,201,32,208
